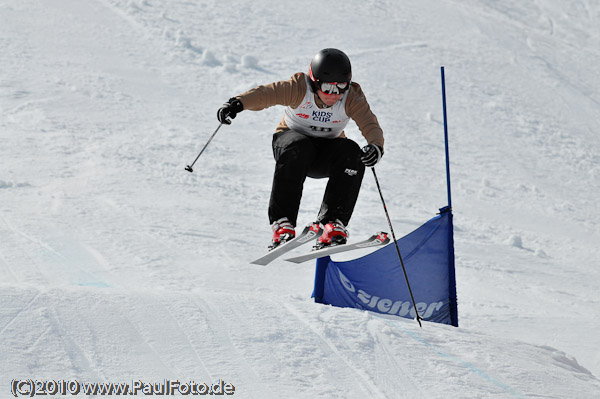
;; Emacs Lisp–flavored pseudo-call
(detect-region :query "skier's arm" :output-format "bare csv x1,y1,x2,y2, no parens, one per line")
235,73,307,111
345,84,384,149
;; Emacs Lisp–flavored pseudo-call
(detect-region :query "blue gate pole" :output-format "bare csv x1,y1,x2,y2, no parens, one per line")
312,257,329,303
441,66,452,210
441,66,459,326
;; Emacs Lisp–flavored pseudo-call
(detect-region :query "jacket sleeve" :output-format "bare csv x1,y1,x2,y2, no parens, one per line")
236,73,306,111
345,83,384,149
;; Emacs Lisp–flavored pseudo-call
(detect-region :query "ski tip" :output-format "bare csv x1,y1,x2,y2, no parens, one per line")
250,260,269,266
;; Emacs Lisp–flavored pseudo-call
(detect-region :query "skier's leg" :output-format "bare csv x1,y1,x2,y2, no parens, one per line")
313,138,365,226
269,130,316,226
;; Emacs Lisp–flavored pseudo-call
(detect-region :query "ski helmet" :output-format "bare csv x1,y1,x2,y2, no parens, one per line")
309,48,352,91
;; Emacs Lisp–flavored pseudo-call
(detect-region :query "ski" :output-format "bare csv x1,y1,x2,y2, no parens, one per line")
250,223,322,266
284,232,390,264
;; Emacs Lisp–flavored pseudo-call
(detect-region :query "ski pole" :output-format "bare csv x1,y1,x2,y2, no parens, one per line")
185,122,224,173
371,167,423,328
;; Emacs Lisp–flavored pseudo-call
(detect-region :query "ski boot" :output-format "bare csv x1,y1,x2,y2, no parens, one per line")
314,219,348,250
269,217,295,250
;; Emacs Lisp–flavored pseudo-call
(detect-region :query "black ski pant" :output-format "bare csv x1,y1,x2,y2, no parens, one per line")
269,130,365,227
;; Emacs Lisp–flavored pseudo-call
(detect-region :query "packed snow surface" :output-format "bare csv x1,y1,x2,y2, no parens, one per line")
1,0,600,397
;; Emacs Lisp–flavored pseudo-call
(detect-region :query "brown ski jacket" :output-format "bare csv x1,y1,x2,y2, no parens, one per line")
236,72,384,148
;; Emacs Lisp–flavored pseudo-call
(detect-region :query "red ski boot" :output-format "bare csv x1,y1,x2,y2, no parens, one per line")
315,220,348,249
269,217,295,249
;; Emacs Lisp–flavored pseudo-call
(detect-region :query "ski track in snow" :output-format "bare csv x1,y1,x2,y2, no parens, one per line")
1,0,600,397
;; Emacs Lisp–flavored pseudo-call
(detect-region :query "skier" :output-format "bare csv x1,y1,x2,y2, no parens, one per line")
217,48,384,249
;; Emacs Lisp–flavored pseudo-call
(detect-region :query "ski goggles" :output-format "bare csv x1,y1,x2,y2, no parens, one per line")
318,81,349,95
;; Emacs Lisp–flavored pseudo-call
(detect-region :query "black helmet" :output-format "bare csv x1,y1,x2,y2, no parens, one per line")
309,48,352,86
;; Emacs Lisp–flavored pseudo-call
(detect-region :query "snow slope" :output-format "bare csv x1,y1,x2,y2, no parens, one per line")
1,0,600,397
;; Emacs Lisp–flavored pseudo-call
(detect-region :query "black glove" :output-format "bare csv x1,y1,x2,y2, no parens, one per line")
361,144,383,167
217,97,244,125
